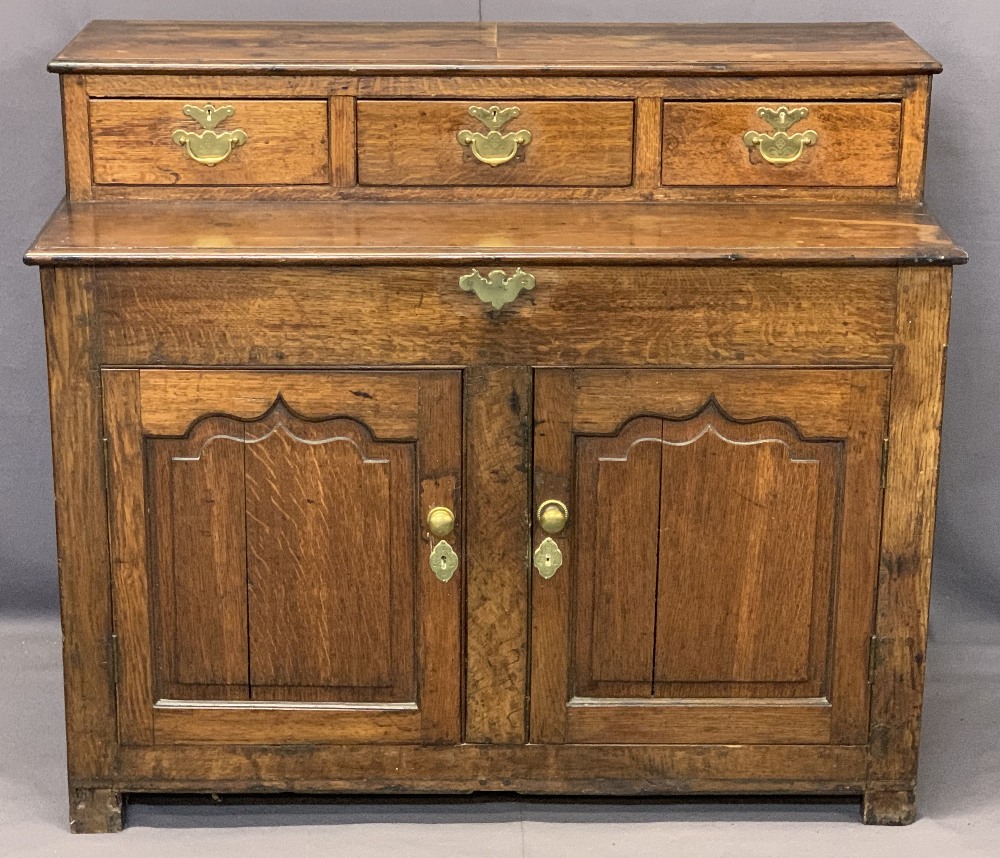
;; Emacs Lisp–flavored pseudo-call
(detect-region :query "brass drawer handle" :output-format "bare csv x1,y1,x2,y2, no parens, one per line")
743,105,818,166
459,267,535,310
457,105,532,166
172,103,248,166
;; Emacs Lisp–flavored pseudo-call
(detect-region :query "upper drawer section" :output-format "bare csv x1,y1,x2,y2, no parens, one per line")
357,100,634,187
662,101,902,188
56,22,941,202
90,99,330,186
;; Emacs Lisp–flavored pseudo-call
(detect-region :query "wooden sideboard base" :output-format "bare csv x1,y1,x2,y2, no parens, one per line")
30,21,964,832
69,787,124,834
862,788,918,825
66,780,917,833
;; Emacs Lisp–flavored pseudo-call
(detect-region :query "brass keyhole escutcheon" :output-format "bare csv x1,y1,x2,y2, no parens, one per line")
533,537,563,579
429,540,459,583
427,506,455,537
537,499,568,534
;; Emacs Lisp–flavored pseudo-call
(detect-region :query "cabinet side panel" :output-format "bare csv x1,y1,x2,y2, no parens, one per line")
898,76,931,202
40,267,116,781
62,75,94,200
868,266,952,790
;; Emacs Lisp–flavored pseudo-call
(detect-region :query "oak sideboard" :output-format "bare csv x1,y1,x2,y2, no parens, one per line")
25,21,965,831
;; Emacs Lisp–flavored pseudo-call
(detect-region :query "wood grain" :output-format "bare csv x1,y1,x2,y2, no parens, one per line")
662,101,901,187
90,98,330,186
866,266,953,813
51,21,941,75
653,408,837,697
102,370,155,742
329,96,357,186
463,366,531,744
245,412,414,703
95,264,898,369
83,73,913,101
28,201,965,266
574,418,662,698
40,268,118,779
61,75,93,199
357,100,633,187
112,742,869,794
898,76,931,201
147,415,250,701
138,370,421,437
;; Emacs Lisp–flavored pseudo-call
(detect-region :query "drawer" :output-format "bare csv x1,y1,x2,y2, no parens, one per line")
89,99,331,185
96,265,897,368
357,100,634,186
661,101,902,187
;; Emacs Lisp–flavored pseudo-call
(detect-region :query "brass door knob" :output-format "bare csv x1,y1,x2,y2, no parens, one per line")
427,506,455,537
537,499,568,534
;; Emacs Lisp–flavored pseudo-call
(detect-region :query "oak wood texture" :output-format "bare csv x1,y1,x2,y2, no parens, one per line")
102,368,462,745
25,201,966,266
89,98,330,186
357,100,633,187
108,742,867,794
530,369,889,746
40,267,119,810
661,101,901,187
51,22,941,75
69,787,124,834
866,266,953,818
90,264,899,369
463,367,532,744
30,20,963,830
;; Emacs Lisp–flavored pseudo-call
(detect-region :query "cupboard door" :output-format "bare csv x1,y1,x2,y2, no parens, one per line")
530,369,889,745
104,369,462,745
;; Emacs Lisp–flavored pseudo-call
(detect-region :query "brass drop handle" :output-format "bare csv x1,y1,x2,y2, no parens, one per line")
427,506,458,583
537,499,569,534
172,103,248,166
743,105,818,166
459,268,535,310
457,105,532,166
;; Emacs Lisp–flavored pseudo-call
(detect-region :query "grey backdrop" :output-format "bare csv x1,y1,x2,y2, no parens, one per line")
1,1,996,644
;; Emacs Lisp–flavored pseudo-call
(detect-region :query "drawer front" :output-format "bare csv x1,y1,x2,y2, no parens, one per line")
661,101,902,187
357,100,634,186
90,99,331,185
96,265,897,368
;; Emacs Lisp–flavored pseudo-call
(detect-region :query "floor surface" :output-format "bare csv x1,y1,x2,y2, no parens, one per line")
1,615,997,857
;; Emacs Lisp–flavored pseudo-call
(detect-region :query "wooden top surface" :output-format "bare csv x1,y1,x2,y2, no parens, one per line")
26,201,965,266
50,21,941,75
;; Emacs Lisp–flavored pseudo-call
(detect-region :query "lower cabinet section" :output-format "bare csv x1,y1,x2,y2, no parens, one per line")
101,365,889,753
102,368,463,745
